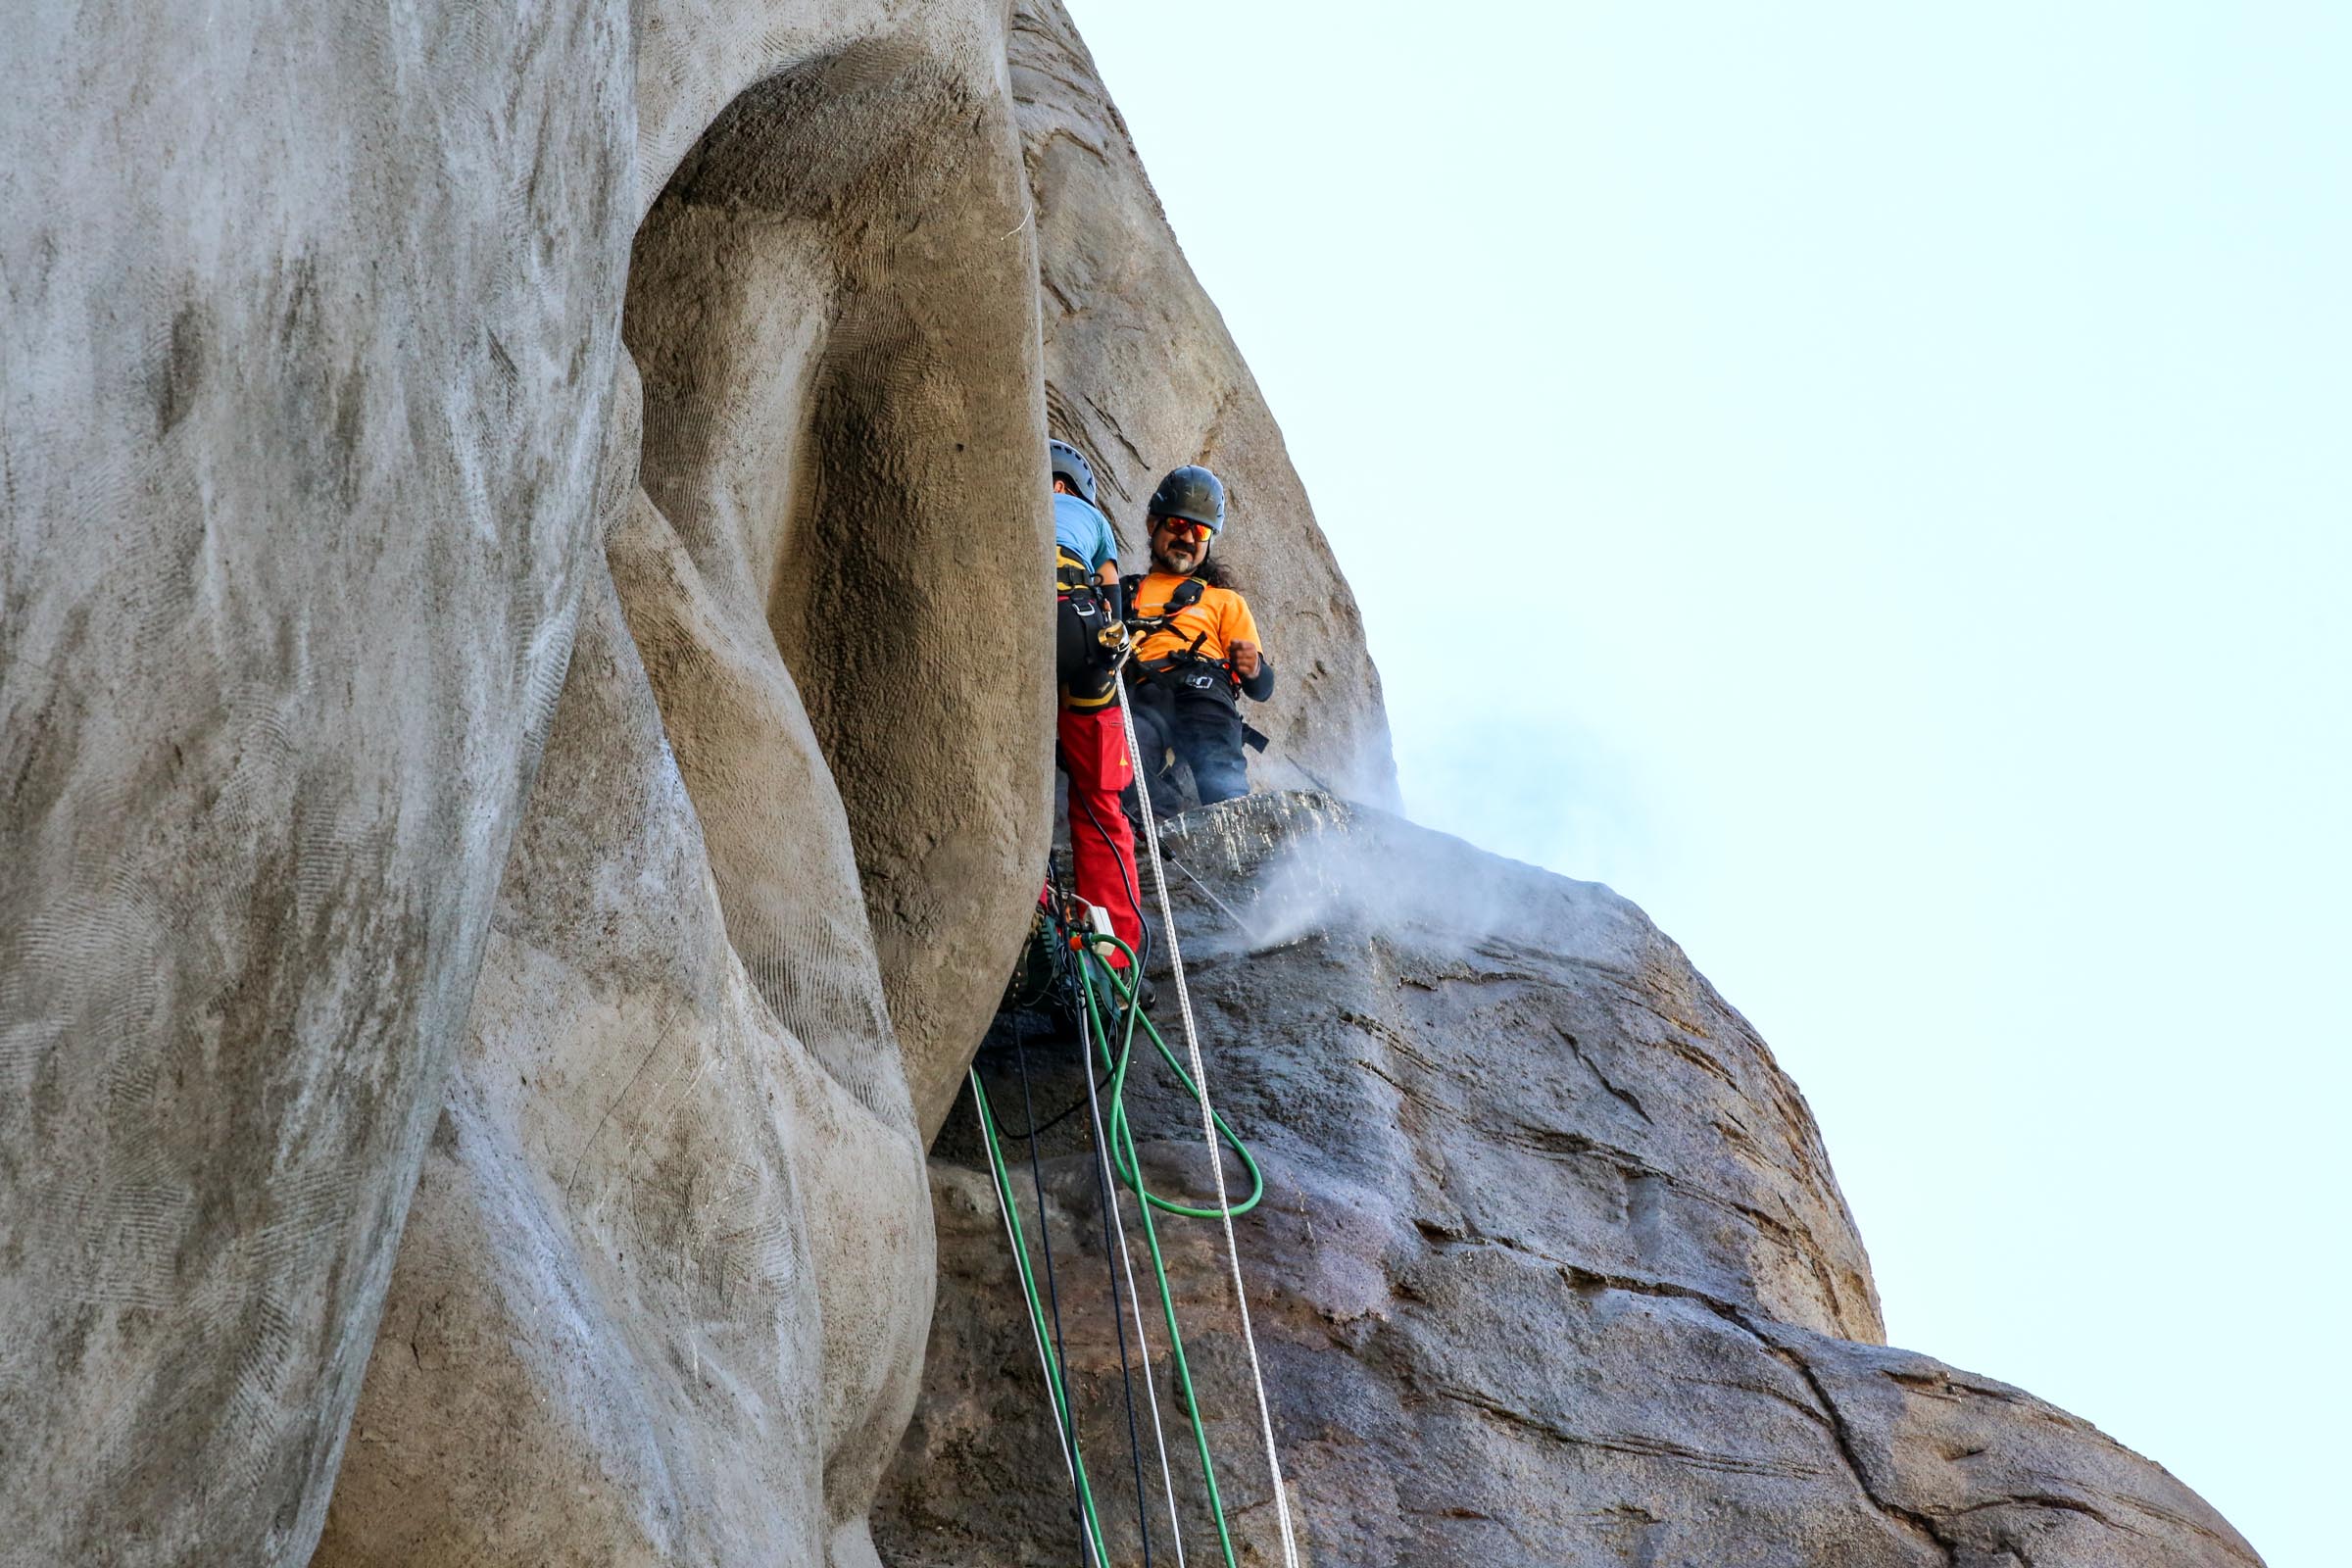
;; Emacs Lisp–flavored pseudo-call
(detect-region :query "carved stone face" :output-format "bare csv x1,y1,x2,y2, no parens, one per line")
313,6,1057,1564
0,1,1392,1562
3,2,1052,1562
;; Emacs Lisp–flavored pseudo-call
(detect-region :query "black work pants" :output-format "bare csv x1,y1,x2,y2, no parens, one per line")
1129,672,1250,807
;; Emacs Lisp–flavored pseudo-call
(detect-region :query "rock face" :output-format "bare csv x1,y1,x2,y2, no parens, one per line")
0,6,635,1562
875,794,2260,1568
0,3,2258,1567
1014,1,1396,807
318,5,1051,1565
2,0,1389,1563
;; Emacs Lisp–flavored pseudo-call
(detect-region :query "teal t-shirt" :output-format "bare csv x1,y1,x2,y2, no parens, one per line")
1054,493,1118,574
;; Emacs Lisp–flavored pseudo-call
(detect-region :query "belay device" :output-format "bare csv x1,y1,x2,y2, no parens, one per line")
965,841,1296,1568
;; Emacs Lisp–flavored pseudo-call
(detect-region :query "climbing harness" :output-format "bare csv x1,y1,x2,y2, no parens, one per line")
1120,577,1272,761
967,721,1298,1566
1121,576,1231,684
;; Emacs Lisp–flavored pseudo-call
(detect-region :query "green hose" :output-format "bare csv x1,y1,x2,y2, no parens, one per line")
969,926,1268,1568
970,1068,1113,1566
1074,944,1240,1568
1079,935,1263,1219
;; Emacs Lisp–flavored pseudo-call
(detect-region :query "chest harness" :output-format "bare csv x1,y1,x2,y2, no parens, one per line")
1123,575,1238,697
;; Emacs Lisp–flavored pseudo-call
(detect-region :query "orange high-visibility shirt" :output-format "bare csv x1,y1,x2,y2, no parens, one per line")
1131,572,1261,667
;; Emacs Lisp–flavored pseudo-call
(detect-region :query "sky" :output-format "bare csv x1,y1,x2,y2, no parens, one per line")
1068,3,2348,1562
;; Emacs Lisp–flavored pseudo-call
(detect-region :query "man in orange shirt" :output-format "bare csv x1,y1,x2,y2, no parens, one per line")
1122,465,1275,808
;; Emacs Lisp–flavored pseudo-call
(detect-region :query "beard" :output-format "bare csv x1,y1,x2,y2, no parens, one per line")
1152,537,1203,574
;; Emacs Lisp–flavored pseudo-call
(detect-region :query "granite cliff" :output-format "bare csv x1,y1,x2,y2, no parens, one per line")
0,2,2251,1565
877,796,2259,1567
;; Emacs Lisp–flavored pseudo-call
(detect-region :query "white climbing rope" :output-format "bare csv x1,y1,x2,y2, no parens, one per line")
1076,994,1191,1568
1112,667,1303,1568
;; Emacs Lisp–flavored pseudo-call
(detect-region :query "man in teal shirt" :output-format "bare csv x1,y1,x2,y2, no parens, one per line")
1055,486,1119,587
1048,441,1144,974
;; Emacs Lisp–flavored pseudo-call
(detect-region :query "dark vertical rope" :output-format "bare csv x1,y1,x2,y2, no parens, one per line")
1056,859,1157,1568
1003,1007,1099,1566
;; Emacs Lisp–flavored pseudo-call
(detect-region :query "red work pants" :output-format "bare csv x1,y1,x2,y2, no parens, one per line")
1057,702,1143,966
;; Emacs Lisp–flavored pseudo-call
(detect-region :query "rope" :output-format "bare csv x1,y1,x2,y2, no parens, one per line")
969,1070,1111,1564
1078,951,1239,1567
976,927,1277,1568
1110,667,1304,1568
1072,958,1189,1568
971,681,1301,1564
984,1053,1114,1142
1008,1025,1101,1563
1049,860,1161,1568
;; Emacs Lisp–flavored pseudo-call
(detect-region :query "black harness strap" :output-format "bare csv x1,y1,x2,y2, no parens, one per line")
1127,574,1241,693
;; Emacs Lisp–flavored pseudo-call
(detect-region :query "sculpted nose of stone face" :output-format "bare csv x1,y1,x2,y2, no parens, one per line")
313,8,1054,1568
620,28,1056,1145
10,0,1391,1562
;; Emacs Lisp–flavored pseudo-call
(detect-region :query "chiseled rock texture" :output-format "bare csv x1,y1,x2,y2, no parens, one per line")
5,0,1055,1562
0,5,635,1563
876,794,2260,1568
318,4,1051,1566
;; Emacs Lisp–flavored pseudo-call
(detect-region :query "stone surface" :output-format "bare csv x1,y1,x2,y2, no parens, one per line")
0,6,634,1563
320,3,1052,1564
1,1,2261,1564
875,794,2260,1568
6,0,1054,1562
315,554,930,1568
1013,1,1397,808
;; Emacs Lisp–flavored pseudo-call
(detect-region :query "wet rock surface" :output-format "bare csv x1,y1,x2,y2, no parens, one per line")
876,794,2259,1567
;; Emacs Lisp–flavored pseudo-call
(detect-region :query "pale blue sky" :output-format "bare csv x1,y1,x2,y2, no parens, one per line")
1069,3,2348,1561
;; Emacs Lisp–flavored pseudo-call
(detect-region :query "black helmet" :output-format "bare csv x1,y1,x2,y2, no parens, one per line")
1048,439,1098,508
1148,465,1225,532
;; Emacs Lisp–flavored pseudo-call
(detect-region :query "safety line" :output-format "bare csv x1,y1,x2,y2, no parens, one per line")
1080,951,1240,1567
975,1078,1075,1486
970,1070,1110,1566
1074,966,1189,1568
1010,1029,1099,1563
1111,668,1303,1568
1050,858,1161,1568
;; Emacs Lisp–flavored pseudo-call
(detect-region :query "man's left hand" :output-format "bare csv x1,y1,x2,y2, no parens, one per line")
1228,638,1261,679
